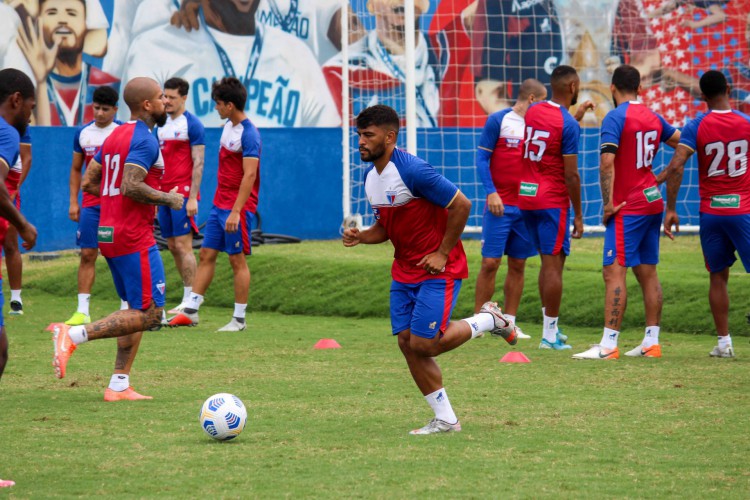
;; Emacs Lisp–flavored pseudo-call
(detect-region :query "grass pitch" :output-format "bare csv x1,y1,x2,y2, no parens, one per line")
1,238,749,498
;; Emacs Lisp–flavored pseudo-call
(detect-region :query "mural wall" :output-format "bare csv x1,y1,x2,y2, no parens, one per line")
1,0,748,128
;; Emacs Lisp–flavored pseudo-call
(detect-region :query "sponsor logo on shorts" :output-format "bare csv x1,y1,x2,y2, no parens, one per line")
643,186,663,203
429,321,437,330
710,194,740,209
519,182,538,197
97,226,114,243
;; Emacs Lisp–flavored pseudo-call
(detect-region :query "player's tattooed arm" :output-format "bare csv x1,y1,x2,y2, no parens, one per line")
121,164,184,210
82,158,102,196
600,152,625,225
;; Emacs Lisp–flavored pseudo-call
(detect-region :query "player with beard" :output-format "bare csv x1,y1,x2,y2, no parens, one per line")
50,77,184,401
518,65,584,350
14,0,118,126
0,68,39,380
343,104,518,435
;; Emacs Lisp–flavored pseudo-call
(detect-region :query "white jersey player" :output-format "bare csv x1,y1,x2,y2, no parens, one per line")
121,15,339,127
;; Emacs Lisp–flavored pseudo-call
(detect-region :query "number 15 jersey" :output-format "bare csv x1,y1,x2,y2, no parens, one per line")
93,120,164,258
679,109,750,216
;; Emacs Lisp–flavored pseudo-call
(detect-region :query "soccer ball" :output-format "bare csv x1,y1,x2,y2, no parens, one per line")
199,393,247,441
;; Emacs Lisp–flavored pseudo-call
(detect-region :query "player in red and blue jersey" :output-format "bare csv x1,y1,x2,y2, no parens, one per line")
662,70,750,359
0,68,38,380
474,79,546,339
518,65,583,350
65,86,121,327
0,128,31,316
51,77,184,401
343,105,517,435
156,77,205,315
573,65,680,361
170,77,258,333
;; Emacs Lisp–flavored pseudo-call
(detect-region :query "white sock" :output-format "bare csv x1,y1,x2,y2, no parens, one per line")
233,303,247,320
182,286,192,302
108,373,129,392
425,388,457,424
643,326,660,347
506,314,516,324
462,313,496,338
120,300,129,311
600,327,619,349
77,294,91,315
543,314,559,343
69,325,89,345
186,293,204,311
10,289,21,303
718,335,732,349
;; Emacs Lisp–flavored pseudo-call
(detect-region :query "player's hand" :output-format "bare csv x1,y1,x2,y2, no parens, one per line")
167,187,184,210
487,192,504,217
664,209,680,240
342,227,361,247
574,100,595,122
602,201,626,225
225,210,240,233
170,0,201,32
571,215,584,239
68,202,80,222
417,252,448,276
186,197,198,217
19,221,37,250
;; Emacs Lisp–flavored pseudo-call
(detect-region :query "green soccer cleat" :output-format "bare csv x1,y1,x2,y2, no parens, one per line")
64,312,91,326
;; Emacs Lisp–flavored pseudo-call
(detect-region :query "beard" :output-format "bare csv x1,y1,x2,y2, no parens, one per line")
153,110,168,127
571,91,578,107
13,120,28,137
359,143,386,163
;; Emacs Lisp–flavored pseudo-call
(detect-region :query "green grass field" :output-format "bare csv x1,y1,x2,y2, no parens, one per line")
1,238,749,498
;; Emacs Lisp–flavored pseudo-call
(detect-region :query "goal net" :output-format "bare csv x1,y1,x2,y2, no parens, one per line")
338,0,750,232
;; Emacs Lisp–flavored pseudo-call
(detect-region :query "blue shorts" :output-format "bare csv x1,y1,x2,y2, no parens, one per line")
603,213,661,267
482,205,537,259
77,205,100,249
157,202,198,239
521,208,570,256
202,206,254,255
390,278,462,339
105,245,166,310
700,212,750,273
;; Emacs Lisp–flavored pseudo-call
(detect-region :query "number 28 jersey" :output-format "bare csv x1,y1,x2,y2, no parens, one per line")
680,109,750,216
93,120,164,258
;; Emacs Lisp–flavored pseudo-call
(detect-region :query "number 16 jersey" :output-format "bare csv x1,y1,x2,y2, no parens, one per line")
93,120,164,258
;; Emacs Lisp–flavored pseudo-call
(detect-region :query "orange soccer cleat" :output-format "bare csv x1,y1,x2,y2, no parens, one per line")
104,386,153,402
625,344,662,358
52,323,77,379
168,311,199,327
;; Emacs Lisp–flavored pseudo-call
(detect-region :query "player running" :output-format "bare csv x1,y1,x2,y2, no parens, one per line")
65,86,121,326
51,77,184,401
518,65,584,350
573,64,680,361
156,77,205,315
169,77,258,332
343,104,517,435
474,79,548,339
661,70,750,359
0,68,38,380
3,129,30,315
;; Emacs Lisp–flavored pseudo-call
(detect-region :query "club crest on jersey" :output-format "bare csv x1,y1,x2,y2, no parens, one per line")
385,190,397,206
372,207,381,220
157,282,166,295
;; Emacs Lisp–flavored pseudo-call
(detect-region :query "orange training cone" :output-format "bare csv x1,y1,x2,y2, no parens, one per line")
499,351,531,363
314,339,341,349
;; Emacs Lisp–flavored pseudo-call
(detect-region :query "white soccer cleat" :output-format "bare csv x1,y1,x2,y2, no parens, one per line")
409,418,461,435
572,345,620,360
478,301,517,345
167,302,189,315
624,344,662,358
217,318,246,332
514,324,531,339
709,345,735,358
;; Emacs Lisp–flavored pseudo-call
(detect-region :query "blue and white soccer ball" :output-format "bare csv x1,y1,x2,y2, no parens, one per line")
199,393,247,441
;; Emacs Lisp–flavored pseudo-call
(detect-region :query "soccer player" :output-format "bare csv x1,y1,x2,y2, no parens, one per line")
518,65,584,350
51,77,184,401
661,70,750,358
572,64,680,360
156,77,205,315
474,79,548,339
0,68,39,380
65,86,121,326
169,77,258,332
3,130,31,315
343,104,517,435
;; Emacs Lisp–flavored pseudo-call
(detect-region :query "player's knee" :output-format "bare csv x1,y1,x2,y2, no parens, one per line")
198,248,218,264
228,254,248,272
480,258,502,274
80,248,98,265
506,258,526,275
